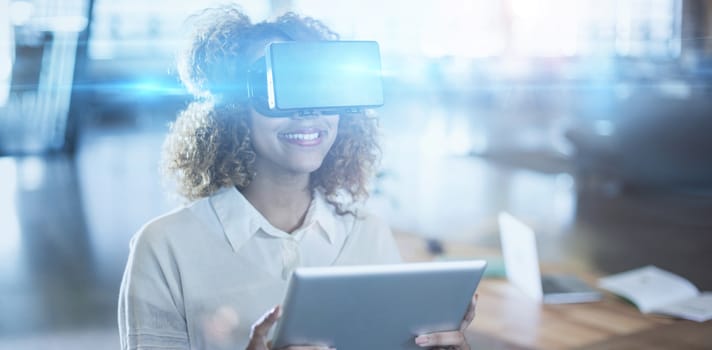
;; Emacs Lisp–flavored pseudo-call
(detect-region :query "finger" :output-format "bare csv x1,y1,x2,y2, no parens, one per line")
459,294,478,331
414,331,465,347
251,305,281,339
459,305,475,331
430,343,471,350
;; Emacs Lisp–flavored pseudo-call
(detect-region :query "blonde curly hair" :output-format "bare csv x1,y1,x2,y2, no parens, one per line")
162,6,381,215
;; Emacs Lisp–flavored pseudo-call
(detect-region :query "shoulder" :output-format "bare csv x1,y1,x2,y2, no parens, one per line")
319,192,390,234
129,196,214,253
335,209,402,264
351,210,391,235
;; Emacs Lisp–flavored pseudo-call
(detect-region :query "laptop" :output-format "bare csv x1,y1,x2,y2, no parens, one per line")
271,260,487,350
498,212,602,304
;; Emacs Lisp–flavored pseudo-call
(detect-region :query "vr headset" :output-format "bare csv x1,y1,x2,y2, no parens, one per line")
247,41,384,117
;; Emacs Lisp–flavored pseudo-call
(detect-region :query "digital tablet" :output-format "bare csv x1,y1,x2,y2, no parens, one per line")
271,260,487,350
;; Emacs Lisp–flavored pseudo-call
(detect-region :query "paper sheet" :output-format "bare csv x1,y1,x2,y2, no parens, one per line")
598,265,700,314
652,292,712,322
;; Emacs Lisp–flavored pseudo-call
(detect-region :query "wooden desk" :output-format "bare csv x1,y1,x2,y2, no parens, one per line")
394,232,712,350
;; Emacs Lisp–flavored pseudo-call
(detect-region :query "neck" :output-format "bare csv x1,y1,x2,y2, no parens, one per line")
242,170,312,233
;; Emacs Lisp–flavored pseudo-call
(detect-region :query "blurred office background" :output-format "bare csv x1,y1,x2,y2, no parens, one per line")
1,0,711,348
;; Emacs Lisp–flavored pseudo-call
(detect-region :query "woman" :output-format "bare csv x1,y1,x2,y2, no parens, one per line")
118,6,476,350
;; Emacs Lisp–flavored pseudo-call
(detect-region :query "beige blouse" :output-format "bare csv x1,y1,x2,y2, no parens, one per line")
118,186,401,349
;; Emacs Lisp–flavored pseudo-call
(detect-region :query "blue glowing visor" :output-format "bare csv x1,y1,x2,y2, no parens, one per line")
248,41,384,117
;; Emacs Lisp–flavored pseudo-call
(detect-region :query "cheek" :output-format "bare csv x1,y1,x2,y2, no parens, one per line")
331,116,341,128
248,126,273,158
251,135,280,162
329,117,340,140
248,118,281,148
326,127,339,148
250,125,267,143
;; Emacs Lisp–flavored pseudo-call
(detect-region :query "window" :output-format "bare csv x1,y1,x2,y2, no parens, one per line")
1,0,13,107
88,0,270,60
293,0,682,59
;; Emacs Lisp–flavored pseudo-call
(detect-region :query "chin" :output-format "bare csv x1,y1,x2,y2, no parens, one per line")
284,159,325,175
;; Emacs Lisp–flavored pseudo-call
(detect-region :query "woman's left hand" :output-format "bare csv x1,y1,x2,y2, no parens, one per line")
414,293,478,350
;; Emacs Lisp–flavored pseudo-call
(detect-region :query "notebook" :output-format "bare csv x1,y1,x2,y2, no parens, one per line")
598,265,712,322
498,212,602,304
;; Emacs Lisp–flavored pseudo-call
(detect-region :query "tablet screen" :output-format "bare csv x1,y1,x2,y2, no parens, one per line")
271,260,487,350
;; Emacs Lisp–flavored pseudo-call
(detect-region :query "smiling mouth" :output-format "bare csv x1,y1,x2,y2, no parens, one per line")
278,130,325,146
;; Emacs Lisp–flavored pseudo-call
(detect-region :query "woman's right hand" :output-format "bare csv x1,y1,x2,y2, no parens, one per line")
246,305,335,350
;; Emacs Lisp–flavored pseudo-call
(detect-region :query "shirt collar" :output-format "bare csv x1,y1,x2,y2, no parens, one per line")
209,187,339,253
303,191,338,244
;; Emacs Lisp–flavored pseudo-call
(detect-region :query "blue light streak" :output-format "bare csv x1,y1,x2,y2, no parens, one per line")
8,80,189,96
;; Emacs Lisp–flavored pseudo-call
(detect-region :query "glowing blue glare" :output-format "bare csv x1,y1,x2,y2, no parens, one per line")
134,81,163,92
594,120,615,136
4,80,187,97
129,80,185,96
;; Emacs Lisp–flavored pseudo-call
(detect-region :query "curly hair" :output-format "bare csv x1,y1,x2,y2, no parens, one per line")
162,6,381,215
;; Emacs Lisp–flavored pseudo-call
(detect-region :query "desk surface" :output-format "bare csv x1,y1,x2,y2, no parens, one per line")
394,232,712,350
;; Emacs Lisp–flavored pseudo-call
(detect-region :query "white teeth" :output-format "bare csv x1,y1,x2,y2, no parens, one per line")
282,132,319,141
